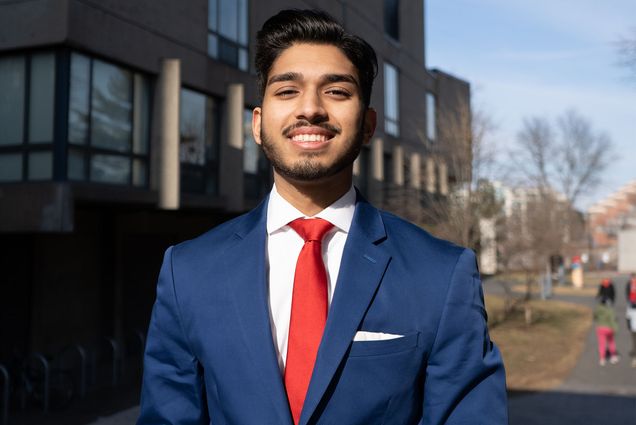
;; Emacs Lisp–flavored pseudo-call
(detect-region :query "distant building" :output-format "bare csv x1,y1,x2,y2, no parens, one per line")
491,182,579,272
0,0,471,371
588,180,636,271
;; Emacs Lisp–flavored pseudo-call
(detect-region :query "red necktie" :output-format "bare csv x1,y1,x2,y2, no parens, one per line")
285,218,333,425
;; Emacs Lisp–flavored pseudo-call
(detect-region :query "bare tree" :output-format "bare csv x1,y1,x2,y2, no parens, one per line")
511,109,612,207
417,98,501,252
617,28,636,78
501,110,613,294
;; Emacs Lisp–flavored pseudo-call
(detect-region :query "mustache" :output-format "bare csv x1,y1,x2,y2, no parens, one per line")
282,121,341,137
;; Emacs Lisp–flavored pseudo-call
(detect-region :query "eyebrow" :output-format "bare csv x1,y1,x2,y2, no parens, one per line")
267,72,301,86
267,72,359,87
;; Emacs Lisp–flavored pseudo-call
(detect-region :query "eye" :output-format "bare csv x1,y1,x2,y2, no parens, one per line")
325,88,352,98
274,88,299,99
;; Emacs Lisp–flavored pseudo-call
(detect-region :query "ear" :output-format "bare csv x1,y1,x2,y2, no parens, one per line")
362,108,377,145
252,107,262,146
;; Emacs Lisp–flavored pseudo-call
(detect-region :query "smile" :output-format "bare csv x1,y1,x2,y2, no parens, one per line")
291,134,329,142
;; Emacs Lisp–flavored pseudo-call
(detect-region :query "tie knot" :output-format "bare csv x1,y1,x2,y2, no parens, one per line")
289,218,333,242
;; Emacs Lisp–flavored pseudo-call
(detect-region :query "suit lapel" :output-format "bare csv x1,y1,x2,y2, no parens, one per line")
222,199,293,425
300,199,391,425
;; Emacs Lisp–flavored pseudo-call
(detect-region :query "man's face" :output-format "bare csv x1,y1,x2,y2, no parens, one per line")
252,43,376,184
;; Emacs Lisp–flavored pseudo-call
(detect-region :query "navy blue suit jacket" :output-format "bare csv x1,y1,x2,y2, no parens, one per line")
138,196,508,424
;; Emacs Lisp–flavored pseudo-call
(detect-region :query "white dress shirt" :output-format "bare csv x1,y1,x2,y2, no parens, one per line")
266,184,356,373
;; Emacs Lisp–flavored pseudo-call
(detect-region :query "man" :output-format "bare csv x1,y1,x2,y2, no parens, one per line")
138,9,507,425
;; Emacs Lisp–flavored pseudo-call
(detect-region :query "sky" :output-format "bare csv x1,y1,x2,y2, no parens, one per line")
426,0,636,210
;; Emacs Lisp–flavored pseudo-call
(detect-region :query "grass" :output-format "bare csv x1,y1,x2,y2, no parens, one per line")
485,294,592,390
496,270,611,298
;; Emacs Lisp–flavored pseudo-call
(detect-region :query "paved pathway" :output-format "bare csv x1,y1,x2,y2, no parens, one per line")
87,274,636,425
87,406,139,425
486,273,636,425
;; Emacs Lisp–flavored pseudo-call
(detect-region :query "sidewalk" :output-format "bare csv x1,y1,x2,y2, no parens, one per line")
486,273,636,425
84,274,636,425
87,406,139,425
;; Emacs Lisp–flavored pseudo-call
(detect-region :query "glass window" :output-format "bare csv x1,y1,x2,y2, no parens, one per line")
91,60,133,153
384,152,393,184
68,53,150,187
354,147,369,196
180,88,207,166
0,56,25,146
384,63,399,137
208,0,249,71
0,154,22,181
0,52,57,182
68,149,86,180
426,92,436,142
243,110,258,175
132,159,147,187
180,88,219,194
219,0,238,40
28,151,53,180
237,0,248,45
243,108,270,199
132,73,150,155
207,34,219,58
90,154,130,184
69,53,91,145
384,0,399,40
208,0,218,31
28,53,55,143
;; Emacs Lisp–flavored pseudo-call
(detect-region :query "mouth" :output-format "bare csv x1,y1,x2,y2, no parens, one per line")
286,126,337,150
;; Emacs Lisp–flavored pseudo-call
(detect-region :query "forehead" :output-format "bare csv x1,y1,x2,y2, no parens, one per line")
268,43,358,82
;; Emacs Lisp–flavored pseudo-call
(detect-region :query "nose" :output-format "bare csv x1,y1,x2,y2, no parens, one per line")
295,89,327,123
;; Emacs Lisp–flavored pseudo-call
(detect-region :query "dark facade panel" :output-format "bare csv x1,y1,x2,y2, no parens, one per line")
0,182,73,232
0,0,69,51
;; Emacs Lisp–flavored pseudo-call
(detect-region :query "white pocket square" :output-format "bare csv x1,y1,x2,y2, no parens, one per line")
353,331,404,341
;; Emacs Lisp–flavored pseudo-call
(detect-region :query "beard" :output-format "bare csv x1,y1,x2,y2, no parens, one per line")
259,120,365,182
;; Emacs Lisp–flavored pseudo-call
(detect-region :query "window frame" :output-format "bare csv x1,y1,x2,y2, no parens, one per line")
426,91,437,143
66,51,152,187
242,107,271,200
207,0,249,71
178,86,221,196
383,62,400,137
0,50,58,182
384,0,400,41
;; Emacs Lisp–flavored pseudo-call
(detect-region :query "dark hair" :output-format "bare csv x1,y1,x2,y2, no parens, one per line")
255,9,378,107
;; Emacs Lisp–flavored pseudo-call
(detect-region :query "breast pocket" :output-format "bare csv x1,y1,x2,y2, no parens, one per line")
348,332,420,357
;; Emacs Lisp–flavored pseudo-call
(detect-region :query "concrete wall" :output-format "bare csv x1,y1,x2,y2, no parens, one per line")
618,228,636,272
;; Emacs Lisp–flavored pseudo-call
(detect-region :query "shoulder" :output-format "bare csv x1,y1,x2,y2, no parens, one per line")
172,202,266,261
378,209,469,264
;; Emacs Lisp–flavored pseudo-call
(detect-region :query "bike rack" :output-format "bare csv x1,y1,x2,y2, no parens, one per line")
133,329,146,375
28,353,49,414
0,364,9,425
104,338,121,387
59,344,88,398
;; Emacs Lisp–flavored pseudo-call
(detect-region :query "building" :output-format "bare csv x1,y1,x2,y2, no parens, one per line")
587,180,636,271
491,182,581,272
0,0,471,399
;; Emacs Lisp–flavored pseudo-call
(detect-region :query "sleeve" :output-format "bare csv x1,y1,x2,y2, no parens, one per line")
137,247,208,424
421,249,508,425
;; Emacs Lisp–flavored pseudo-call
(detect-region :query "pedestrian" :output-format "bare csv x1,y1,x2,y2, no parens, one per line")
137,8,508,425
626,273,636,367
596,278,615,305
594,297,620,366
626,273,636,307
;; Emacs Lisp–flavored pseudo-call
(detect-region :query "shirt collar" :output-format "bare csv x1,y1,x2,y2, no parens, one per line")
266,184,356,235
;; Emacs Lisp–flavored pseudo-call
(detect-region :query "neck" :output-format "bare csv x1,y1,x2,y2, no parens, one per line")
273,168,353,216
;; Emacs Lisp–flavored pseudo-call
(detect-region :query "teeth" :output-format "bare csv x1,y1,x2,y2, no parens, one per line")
292,134,328,142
